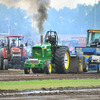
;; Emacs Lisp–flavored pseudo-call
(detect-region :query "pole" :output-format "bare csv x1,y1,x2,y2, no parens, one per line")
94,0,96,29
41,35,43,44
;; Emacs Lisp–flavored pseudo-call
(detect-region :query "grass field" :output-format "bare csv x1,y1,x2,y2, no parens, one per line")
0,79,100,90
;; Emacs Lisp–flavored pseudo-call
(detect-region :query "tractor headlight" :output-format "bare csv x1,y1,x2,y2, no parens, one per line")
29,59,39,64
96,48,100,52
76,47,82,52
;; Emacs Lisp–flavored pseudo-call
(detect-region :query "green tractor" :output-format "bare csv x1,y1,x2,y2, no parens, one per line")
24,30,70,74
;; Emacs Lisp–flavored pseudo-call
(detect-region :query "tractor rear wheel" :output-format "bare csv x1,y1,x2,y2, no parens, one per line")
0,58,3,70
45,61,52,74
24,68,30,74
3,59,8,70
54,46,70,74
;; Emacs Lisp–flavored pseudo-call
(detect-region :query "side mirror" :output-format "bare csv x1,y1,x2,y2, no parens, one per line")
20,44,24,47
2,43,4,47
25,43,28,46
19,39,21,41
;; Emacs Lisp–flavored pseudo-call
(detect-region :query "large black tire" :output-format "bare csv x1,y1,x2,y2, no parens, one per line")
32,68,44,73
0,58,3,70
45,61,52,74
21,58,28,70
54,46,70,74
0,50,3,70
83,62,88,72
83,57,88,72
97,64,100,73
24,68,30,74
3,59,8,70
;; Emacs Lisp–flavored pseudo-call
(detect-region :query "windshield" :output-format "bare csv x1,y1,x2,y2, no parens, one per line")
87,32,100,45
4,37,24,48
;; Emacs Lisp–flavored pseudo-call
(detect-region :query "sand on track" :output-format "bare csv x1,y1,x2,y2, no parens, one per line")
0,69,100,81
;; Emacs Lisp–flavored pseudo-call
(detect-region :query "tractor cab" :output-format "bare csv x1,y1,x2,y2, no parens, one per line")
86,30,100,47
45,30,58,57
45,30,58,46
4,35,24,48
3,35,25,58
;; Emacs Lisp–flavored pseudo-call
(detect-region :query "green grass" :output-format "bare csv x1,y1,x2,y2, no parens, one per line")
0,79,100,90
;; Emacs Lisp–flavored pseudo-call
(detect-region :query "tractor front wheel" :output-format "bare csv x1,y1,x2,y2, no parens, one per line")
97,64,100,73
54,46,70,74
45,61,52,74
24,68,30,74
3,59,8,70
83,62,89,72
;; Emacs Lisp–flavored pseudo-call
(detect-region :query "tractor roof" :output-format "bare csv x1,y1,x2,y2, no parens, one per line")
4,35,24,38
87,29,100,33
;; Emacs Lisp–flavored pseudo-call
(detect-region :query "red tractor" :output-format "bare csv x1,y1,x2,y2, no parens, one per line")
0,35,27,70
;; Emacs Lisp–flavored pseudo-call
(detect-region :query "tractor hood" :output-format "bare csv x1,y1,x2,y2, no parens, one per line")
32,42,51,59
32,42,51,49
11,48,21,53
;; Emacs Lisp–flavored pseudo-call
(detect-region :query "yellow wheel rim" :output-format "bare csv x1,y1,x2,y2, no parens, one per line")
65,52,69,69
27,69,29,72
49,64,52,73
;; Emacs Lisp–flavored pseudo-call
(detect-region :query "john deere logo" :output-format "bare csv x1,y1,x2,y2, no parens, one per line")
35,51,39,55
48,52,51,54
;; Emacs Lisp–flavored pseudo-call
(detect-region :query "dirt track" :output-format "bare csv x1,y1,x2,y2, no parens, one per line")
0,69,100,81
0,69,100,99
0,87,100,100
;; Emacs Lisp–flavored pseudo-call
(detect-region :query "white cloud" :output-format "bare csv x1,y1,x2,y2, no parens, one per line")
5,17,8,20
24,16,28,19
50,0,100,10
48,23,51,26
59,16,65,20
14,23,17,25
59,16,62,19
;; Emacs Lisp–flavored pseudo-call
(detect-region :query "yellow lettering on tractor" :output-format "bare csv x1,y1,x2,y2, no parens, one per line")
35,51,39,55
48,52,51,54
32,64,35,67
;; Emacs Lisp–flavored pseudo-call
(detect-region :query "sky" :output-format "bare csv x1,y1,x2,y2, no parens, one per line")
50,0,100,10
0,0,99,15
0,0,100,41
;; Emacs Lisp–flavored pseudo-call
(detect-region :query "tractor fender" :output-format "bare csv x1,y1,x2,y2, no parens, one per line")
57,46,69,49
1,48,6,58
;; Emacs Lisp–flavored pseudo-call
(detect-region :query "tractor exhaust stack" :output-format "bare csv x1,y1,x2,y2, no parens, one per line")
41,35,43,44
